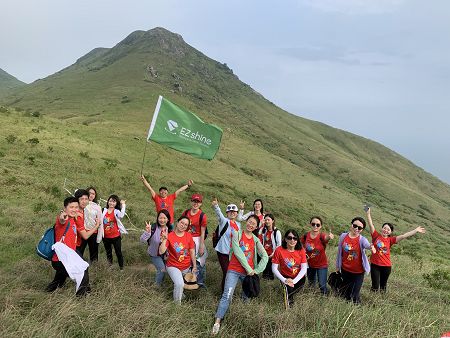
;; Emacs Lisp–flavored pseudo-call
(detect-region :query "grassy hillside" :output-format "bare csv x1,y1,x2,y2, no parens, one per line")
0,68,25,97
0,27,449,337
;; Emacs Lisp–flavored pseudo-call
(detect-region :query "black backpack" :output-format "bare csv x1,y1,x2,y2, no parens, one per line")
212,221,229,248
262,227,280,247
181,209,208,239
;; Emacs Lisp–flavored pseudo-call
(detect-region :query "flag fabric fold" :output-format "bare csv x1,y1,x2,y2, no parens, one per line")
52,242,89,292
147,96,223,160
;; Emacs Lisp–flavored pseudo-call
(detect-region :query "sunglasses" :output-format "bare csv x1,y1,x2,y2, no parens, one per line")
311,223,321,228
191,200,201,203
352,223,364,231
286,236,298,241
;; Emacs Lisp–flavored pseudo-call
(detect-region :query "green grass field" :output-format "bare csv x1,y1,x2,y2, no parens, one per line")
0,28,449,337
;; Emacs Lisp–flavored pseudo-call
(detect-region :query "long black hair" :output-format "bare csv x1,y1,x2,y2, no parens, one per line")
253,199,264,214
156,209,171,227
281,229,302,250
86,186,98,203
106,194,121,210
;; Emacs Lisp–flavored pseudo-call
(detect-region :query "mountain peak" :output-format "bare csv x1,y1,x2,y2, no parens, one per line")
0,68,25,96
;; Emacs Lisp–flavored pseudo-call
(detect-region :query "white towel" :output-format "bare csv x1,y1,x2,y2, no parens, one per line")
193,236,208,267
52,242,89,292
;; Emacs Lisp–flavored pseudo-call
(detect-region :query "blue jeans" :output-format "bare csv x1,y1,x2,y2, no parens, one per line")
196,260,206,285
307,267,329,294
151,256,166,286
215,270,247,319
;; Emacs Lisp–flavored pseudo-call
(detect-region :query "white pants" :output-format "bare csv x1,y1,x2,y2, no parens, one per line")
166,266,190,303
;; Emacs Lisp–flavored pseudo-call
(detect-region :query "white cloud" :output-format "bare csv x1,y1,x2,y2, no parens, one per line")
299,0,406,14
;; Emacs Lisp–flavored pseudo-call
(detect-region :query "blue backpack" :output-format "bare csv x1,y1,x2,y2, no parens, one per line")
36,221,71,260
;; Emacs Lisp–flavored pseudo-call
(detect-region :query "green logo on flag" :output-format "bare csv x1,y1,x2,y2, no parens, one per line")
147,96,223,160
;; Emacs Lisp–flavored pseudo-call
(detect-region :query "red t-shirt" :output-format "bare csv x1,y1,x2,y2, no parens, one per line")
259,229,274,256
75,210,85,247
228,233,255,274
153,194,176,224
371,230,397,267
185,209,208,238
103,210,120,239
166,231,195,270
52,216,78,262
341,235,364,273
272,246,307,279
302,232,328,268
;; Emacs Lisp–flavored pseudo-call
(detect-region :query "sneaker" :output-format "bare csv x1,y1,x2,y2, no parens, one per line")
212,323,220,335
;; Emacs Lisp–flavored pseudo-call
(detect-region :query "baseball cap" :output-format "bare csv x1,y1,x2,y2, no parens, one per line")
191,194,203,202
226,204,238,212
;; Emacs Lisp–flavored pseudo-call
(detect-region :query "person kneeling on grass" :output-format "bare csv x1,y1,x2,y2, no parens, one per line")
366,207,426,292
159,216,197,304
46,196,91,296
272,229,308,309
212,215,268,335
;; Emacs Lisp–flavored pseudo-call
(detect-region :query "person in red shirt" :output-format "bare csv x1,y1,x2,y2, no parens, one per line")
366,207,426,292
301,216,334,295
238,199,265,235
159,216,197,303
212,215,268,335
102,194,126,270
182,193,208,286
259,213,282,280
336,217,376,304
140,175,193,224
45,196,91,296
272,229,308,309
74,189,100,259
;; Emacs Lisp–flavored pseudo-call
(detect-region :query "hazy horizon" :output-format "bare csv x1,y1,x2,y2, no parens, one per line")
1,0,449,185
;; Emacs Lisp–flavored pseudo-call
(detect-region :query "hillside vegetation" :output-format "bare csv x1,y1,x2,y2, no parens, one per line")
0,68,25,97
0,27,449,337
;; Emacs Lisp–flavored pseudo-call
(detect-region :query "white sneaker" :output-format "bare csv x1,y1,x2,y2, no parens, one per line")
212,323,220,335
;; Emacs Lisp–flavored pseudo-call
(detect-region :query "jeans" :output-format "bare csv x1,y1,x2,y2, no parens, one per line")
77,235,99,262
215,270,248,319
340,268,365,304
166,266,190,303
103,236,124,269
151,256,166,286
370,263,392,292
307,267,329,294
196,260,206,285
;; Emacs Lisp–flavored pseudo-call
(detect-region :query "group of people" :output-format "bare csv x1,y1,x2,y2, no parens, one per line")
44,177,426,335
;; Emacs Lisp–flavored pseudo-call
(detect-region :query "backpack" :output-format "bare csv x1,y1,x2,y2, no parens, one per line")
182,209,208,239
212,221,229,248
261,227,280,247
146,223,173,245
36,221,71,261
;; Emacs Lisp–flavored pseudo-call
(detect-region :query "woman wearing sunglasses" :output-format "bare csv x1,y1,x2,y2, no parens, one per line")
272,229,308,309
301,216,334,295
366,207,426,292
336,217,376,304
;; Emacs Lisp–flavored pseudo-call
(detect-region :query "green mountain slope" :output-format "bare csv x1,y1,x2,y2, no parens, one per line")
0,68,25,97
2,27,450,256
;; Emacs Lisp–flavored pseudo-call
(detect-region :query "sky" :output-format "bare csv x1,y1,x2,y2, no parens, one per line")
1,0,449,184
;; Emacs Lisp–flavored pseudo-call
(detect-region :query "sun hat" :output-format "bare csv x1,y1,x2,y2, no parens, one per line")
225,204,238,212
183,272,199,290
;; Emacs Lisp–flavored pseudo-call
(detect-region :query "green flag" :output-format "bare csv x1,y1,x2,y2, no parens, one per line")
147,96,223,160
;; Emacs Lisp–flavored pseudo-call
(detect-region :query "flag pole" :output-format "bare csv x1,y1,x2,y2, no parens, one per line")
140,140,149,176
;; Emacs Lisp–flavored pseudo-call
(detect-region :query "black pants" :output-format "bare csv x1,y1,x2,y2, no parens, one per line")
77,234,99,262
262,257,274,280
281,277,306,309
217,252,230,292
340,269,365,304
103,236,124,269
370,263,392,292
46,261,90,296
